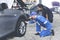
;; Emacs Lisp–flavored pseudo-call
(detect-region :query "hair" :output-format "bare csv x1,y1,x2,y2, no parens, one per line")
37,4,43,8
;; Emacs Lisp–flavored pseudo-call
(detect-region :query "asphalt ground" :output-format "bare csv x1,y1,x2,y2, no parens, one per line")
7,13,60,40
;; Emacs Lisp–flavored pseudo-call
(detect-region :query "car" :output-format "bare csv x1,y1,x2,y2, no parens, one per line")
0,1,30,40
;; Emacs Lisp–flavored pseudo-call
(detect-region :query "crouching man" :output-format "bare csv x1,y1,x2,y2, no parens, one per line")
29,12,54,37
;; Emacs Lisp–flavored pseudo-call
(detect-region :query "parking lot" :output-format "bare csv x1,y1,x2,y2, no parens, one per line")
7,13,60,40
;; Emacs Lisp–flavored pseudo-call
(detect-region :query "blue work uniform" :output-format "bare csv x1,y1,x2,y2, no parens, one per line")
35,15,52,37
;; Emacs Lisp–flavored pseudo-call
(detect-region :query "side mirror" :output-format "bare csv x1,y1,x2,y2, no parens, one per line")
0,3,8,10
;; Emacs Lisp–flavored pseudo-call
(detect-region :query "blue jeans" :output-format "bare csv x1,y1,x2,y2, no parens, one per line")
36,22,45,32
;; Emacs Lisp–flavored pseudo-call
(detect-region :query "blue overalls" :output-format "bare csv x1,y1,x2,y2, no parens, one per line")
35,15,52,37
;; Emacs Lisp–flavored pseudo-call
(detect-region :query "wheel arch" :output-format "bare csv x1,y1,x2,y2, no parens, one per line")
15,14,29,29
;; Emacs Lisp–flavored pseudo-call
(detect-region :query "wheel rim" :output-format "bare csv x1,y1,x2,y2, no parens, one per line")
19,22,26,34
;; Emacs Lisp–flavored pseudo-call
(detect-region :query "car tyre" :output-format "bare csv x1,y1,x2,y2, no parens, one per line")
16,19,27,37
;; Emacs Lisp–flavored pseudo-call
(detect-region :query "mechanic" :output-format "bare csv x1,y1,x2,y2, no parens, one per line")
35,4,53,35
29,12,54,37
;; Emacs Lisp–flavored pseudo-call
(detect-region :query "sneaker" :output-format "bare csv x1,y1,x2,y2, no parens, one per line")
51,30,54,36
35,33,40,35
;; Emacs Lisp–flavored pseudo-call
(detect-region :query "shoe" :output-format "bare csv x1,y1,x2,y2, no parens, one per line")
35,33,40,35
51,30,54,36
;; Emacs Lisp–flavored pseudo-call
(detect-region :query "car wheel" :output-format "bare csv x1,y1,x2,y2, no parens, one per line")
16,19,27,37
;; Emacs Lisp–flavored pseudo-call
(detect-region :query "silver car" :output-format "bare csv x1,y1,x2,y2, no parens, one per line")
0,8,29,39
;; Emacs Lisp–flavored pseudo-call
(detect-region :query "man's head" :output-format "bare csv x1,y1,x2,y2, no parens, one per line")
30,12,37,19
37,4,43,11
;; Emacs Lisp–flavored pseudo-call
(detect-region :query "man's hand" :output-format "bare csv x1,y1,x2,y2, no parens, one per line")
29,17,32,19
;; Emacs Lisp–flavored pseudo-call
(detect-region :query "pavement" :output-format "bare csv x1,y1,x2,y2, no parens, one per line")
8,14,60,40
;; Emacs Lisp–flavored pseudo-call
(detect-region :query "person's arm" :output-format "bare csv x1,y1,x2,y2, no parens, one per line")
25,16,35,24
46,13,48,20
